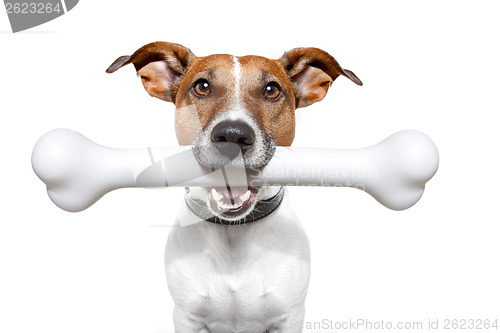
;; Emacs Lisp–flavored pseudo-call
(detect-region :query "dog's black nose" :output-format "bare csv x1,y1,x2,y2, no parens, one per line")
211,121,255,157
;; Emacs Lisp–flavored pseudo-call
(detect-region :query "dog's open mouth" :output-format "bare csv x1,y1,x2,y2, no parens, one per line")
207,186,258,218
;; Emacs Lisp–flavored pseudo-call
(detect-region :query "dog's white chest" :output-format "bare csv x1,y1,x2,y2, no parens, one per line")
165,200,310,332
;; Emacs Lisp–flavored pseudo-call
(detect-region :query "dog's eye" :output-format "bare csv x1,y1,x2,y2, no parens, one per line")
193,79,211,97
264,82,281,101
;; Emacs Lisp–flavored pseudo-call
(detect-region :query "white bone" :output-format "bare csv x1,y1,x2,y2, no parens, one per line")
31,129,439,212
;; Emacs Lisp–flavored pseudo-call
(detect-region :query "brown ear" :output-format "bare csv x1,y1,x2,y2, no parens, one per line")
279,47,362,108
106,42,196,103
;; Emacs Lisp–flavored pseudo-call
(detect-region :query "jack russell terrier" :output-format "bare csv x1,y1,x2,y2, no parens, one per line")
107,42,362,333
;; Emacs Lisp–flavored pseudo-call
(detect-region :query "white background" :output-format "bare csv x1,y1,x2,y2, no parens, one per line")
1,1,499,332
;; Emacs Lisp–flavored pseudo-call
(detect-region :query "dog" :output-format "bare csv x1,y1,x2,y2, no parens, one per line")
107,42,361,333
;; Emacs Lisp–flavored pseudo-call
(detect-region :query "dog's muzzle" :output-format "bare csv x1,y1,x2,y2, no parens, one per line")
192,120,275,169
190,120,277,221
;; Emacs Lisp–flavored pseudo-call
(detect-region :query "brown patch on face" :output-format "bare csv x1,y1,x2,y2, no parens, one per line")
236,56,297,146
174,54,299,146
174,54,237,145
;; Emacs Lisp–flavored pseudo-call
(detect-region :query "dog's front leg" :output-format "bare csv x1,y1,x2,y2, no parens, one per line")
267,303,306,333
173,307,209,333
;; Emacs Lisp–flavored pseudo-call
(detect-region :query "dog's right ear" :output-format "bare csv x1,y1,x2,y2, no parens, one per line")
106,42,196,103
279,47,362,109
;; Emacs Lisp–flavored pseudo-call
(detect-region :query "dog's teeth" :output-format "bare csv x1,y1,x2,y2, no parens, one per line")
211,188,224,201
210,187,250,211
219,201,244,210
240,190,251,202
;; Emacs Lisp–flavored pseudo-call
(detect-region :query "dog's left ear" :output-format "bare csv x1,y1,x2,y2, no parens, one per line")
279,47,362,108
106,42,196,103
